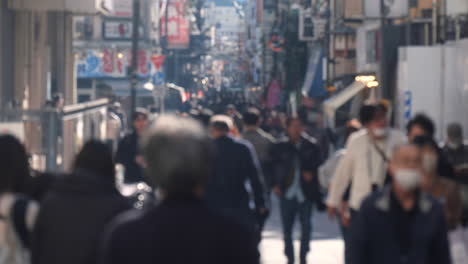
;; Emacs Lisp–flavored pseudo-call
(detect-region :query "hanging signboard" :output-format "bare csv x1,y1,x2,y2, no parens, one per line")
364,0,409,18
160,0,190,49
110,0,132,17
102,20,144,40
76,48,152,78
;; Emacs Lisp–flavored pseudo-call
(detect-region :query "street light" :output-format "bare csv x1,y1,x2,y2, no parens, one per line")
143,81,155,91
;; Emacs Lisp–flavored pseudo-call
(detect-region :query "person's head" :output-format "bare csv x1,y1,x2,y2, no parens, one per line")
359,103,388,139
412,136,440,189
446,123,464,150
243,108,262,129
0,135,31,193
52,93,64,108
132,108,149,135
209,115,233,138
226,104,237,116
286,117,304,142
388,144,423,193
142,115,212,199
73,141,115,181
407,114,435,142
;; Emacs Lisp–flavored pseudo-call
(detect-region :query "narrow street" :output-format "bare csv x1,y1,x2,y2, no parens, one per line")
261,196,344,264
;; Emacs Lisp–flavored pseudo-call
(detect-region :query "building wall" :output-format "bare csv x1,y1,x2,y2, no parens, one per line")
344,0,363,19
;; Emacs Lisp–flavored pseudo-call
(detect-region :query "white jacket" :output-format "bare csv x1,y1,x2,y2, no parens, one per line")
327,129,407,210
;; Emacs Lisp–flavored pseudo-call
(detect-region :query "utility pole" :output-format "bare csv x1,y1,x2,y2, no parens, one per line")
379,0,387,99
130,0,141,125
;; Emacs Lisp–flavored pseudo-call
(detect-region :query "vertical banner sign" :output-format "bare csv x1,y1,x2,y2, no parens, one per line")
160,0,190,49
404,90,412,122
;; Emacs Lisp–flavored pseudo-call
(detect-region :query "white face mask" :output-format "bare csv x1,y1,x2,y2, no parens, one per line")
394,169,422,191
422,154,438,173
373,127,388,138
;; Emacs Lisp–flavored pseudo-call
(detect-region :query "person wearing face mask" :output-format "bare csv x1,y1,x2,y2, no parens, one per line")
350,144,452,264
443,123,468,182
414,136,463,231
443,123,468,230
327,103,407,223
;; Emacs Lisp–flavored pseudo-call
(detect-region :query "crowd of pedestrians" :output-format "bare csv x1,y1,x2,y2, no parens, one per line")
0,97,468,264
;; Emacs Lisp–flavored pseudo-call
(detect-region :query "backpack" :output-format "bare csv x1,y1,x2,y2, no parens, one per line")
0,195,33,264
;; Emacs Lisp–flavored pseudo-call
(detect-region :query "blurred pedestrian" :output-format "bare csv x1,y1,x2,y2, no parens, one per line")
226,104,244,132
318,119,361,264
115,109,149,183
100,115,259,264
443,123,468,227
327,103,407,220
206,115,268,237
406,114,455,179
350,144,452,264
443,123,468,181
242,108,276,191
32,141,131,264
0,135,39,264
242,108,276,231
414,136,463,229
407,114,436,142
271,117,323,264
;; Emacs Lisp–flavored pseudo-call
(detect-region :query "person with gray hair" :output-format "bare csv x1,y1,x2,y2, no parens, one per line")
100,115,259,264
350,143,451,264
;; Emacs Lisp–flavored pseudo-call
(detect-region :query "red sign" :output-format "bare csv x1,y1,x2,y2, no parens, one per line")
138,50,148,75
102,49,114,74
151,55,166,70
160,0,190,49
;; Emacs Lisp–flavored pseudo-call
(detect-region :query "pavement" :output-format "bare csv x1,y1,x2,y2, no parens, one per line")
260,196,344,264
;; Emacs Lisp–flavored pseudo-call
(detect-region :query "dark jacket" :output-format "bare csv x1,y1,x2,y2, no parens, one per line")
32,170,131,264
242,129,276,189
100,198,259,264
350,187,452,264
272,134,323,201
115,132,145,183
205,136,267,226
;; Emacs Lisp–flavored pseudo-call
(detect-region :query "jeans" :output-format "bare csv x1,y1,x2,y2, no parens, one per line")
280,197,313,263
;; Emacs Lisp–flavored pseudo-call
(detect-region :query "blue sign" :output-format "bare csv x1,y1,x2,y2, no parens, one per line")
404,91,412,121
152,71,165,86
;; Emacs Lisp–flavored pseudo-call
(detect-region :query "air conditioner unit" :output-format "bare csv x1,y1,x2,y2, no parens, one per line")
299,8,326,41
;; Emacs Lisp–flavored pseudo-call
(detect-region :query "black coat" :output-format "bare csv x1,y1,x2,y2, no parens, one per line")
32,170,131,264
272,134,323,201
350,187,452,264
205,136,267,226
115,132,145,183
99,198,259,264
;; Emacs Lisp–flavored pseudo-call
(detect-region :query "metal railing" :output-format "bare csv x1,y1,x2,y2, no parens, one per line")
0,99,113,172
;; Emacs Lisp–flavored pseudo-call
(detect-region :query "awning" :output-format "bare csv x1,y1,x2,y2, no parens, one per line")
8,0,113,14
302,47,327,98
323,81,367,128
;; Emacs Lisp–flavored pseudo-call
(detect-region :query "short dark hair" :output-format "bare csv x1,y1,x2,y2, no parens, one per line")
286,117,302,128
359,105,378,125
73,141,115,181
210,115,232,133
407,114,435,138
0,135,30,193
243,108,261,126
132,108,149,122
